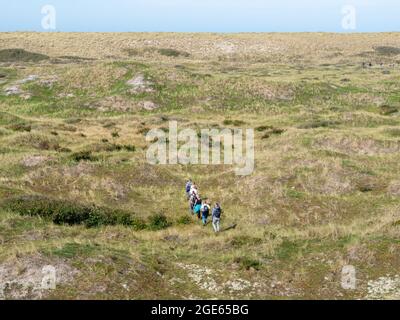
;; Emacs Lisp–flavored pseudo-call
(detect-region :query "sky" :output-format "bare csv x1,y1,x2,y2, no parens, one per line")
0,0,399,32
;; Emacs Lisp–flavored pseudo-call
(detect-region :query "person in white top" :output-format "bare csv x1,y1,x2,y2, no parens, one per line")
190,183,199,197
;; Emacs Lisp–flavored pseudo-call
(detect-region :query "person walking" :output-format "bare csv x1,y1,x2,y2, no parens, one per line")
190,183,199,197
189,192,196,214
185,179,192,200
201,200,211,226
212,202,222,233
193,197,202,219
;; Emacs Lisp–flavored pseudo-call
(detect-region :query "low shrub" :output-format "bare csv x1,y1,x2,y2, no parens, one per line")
121,144,136,152
223,119,246,126
380,105,398,116
158,48,190,57
256,125,273,132
375,46,400,56
0,48,49,62
176,215,192,225
148,213,171,230
70,151,98,162
233,257,261,271
2,195,141,228
298,120,339,129
8,123,32,132
261,127,286,139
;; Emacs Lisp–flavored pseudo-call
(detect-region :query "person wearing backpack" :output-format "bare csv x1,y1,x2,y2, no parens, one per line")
193,197,202,219
190,183,199,197
185,179,192,200
212,203,222,233
189,192,196,214
201,200,211,225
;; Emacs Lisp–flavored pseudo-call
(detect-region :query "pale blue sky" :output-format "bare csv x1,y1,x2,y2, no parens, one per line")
0,0,399,32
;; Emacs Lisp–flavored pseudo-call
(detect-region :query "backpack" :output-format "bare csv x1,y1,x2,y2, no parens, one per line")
185,182,192,193
212,206,221,218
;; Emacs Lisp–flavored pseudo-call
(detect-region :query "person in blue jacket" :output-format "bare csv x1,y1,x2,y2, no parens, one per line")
212,203,222,233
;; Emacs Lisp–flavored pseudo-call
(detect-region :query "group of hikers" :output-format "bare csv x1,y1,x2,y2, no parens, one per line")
185,179,222,233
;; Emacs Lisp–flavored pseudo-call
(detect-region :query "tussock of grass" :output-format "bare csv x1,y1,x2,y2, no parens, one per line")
261,127,286,139
298,120,340,129
0,48,49,62
70,151,98,162
375,46,400,56
223,119,246,126
148,213,171,230
12,133,62,151
176,215,192,225
379,105,398,116
233,257,262,270
158,48,190,57
8,123,32,132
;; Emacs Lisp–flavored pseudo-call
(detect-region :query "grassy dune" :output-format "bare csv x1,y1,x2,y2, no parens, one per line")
1,33,400,299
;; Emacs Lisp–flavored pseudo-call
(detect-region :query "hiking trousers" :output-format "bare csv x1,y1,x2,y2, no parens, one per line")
212,217,220,232
202,213,208,225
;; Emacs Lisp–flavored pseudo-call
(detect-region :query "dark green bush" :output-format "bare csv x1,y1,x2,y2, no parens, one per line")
2,195,138,228
58,147,72,153
148,213,171,230
176,215,192,225
70,151,98,162
271,128,286,135
256,125,273,132
8,123,32,132
380,105,398,116
298,120,339,129
0,48,49,62
158,48,190,57
122,144,136,152
223,119,246,126
89,143,135,153
375,46,400,56
233,257,261,270
261,127,286,139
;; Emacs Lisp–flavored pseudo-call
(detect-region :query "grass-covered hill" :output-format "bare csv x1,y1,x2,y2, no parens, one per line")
1,33,400,299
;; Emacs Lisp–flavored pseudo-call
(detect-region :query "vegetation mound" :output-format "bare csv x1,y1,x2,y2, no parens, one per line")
0,48,49,62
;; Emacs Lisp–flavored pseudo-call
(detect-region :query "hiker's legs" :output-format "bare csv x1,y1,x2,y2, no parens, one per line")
202,214,207,225
212,218,220,232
